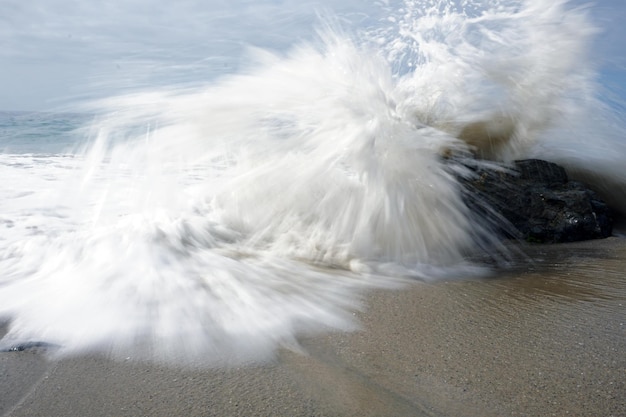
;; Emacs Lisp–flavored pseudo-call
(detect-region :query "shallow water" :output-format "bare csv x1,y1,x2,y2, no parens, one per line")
285,237,626,417
3,237,623,416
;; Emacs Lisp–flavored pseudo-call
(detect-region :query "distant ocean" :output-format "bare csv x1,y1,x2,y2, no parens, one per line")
1,0,625,366
0,111,88,154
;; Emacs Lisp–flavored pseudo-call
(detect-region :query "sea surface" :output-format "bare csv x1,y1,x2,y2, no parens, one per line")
0,0,625,366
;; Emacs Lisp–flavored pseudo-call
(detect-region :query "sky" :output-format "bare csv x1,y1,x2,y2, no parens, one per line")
1,0,625,111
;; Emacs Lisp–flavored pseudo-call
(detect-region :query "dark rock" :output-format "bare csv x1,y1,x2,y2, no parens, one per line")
0,341,58,352
455,158,613,243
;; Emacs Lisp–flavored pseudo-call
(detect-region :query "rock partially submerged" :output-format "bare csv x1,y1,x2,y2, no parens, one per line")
457,158,613,243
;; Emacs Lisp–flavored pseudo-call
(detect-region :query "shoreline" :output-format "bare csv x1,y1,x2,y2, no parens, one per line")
1,237,625,416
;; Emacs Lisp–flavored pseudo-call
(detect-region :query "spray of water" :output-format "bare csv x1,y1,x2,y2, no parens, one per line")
1,0,623,365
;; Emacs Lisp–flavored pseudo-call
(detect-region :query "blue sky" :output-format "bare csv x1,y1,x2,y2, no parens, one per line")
586,1,626,106
1,0,624,111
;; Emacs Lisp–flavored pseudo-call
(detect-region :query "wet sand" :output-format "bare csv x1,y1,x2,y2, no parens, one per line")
1,237,625,416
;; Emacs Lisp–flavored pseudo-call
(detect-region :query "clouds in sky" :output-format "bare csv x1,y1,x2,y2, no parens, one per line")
1,0,345,110
1,0,624,110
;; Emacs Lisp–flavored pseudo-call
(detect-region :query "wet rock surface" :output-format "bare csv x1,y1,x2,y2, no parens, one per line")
457,158,613,243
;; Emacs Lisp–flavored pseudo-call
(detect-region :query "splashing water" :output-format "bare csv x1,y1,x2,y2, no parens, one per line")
1,0,624,365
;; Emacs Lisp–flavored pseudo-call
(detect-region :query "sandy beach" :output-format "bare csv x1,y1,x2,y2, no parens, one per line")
2,237,625,417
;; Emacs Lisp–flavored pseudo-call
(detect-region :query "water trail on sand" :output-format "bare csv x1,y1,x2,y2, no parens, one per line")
0,0,623,365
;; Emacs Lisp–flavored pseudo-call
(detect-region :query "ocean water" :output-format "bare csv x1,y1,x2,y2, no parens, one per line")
1,0,625,366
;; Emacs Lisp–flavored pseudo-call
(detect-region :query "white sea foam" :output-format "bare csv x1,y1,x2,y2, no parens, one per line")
1,0,624,365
